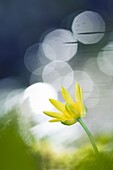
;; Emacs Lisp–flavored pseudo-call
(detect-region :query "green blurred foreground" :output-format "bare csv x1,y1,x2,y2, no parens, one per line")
0,110,113,170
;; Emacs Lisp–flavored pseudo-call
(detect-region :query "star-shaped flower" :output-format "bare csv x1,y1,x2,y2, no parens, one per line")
43,82,87,125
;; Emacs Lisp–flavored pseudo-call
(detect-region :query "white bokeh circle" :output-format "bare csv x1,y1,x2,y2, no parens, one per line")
72,11,105,44
24,43,50,74
42,29,78,61
24,43,39,73
42,61,74,91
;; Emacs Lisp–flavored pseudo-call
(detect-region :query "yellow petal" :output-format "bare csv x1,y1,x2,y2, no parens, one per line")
74,102,82,113
75,82,83,102
49,119,62,122
61,87,74,105
43,111,64,119
65,103,79,117
49,99,65,112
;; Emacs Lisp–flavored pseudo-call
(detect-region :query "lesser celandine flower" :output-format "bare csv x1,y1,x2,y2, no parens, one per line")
43,82,99,157
44,82,87,125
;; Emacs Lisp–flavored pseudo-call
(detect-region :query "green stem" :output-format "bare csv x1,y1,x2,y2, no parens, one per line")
77,118,99,157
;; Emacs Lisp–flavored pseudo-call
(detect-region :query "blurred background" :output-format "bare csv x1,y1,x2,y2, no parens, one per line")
1,0,113,169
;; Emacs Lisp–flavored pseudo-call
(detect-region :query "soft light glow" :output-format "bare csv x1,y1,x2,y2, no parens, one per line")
42,29,78,61
31,121,82,150
97,41,113,76
4,89,23,113
38,43,51,65
67,70,94,100
0,77,23,115
24,43,39,73
0,77,23,89
42,61,74,91
24,42,50,75
83,57,112,86
29,66,44,84
23,83,58,114
72,11,105,44
84,85,100,109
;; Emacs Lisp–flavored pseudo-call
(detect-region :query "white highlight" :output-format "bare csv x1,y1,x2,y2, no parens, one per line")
23,83,58,115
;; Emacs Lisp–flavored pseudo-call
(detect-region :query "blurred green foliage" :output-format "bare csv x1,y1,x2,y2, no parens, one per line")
0,110,113,170
0,110,42,170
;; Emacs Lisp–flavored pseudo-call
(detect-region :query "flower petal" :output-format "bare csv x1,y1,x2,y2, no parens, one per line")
75,82,83,102
49,99,65,112
61,87,74,105
61,119,76,126
65,103,79,117
49,119,62,122
81,106,88,117
74,102,82,113
43,111,64,119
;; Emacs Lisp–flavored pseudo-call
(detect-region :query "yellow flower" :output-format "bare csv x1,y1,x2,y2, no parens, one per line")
43,82,87,125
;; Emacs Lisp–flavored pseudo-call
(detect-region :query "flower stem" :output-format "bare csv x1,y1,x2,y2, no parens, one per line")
77,118,99,157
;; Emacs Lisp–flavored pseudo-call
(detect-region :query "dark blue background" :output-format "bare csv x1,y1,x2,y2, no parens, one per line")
0,0,113,83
